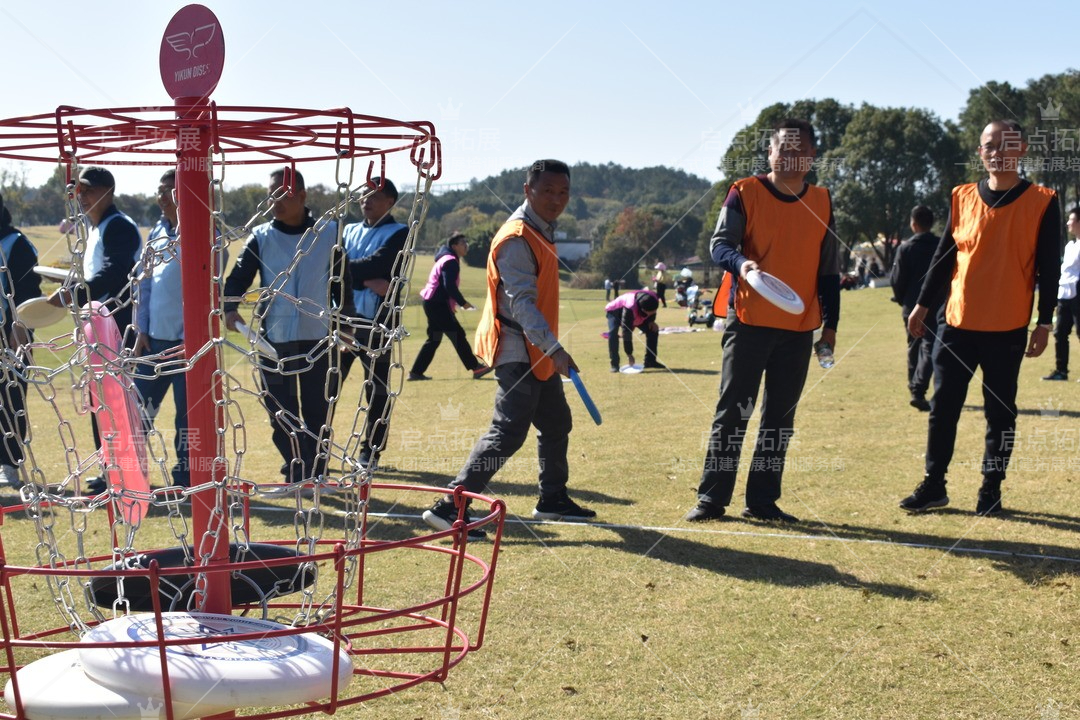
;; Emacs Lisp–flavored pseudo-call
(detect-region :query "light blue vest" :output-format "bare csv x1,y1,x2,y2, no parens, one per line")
342,220,407,319
253,220,339,342
84,210,142,299
137,218,184,340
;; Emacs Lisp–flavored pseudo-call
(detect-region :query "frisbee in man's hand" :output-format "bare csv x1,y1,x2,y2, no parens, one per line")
235,321,279,361
745,270,804,314
569,369,602,425
33,265,70,282
16,297,67,328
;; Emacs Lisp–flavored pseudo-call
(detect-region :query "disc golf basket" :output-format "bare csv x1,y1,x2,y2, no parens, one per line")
0,6,504,719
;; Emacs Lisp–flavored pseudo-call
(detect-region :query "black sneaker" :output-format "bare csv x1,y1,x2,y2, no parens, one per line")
533,493,597,521
408,372,432,381
975,482,1003,516
741,503,799,523
472,365,494,380
422,499,487,540
909,395,931,411
643,360,667,370
85,475,107,495
609,366,619,373
1043,370,1068,381
899,479,949,512
684,501,725,522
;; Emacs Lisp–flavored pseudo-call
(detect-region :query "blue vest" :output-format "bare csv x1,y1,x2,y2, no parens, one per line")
138,218,184,340
84,210,141,288
342,220,407,319
253,220,339,342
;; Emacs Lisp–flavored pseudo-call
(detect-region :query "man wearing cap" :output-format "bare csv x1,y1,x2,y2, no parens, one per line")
48,167,142,334
340,177,409,471
605,289,664,371
0,192,42,489
48,166,142,496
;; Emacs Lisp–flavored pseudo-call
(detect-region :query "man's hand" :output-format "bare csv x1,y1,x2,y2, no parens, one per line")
364,278,391,296
462,302,474,311
133,332,150,356
224,310,242,332
739,260,760,279
820,327,837,353
551,347,579,377
627,355,635,367
1027,325,1051,357
646,321,658,334
46,287,69,308
907,305,930,338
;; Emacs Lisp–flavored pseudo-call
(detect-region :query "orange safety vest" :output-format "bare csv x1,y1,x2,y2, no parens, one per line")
946,182,1056,331
732,177,831,331
473,218,561,380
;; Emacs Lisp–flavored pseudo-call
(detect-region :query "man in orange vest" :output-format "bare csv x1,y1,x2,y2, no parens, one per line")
901,120,1060,515
685,119,841,524
422,160,595,538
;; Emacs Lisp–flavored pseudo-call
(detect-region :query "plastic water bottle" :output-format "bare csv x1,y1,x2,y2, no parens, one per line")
814,340,835,369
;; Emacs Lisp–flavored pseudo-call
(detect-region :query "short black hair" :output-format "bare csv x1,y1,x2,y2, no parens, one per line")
270,166,306,191
447,232,467,247
526,159,571,186
995,119,1024,135
771,119,816,151
1069,206,1080,221
369,176,398,202
911,205,934,230
160,169,176,186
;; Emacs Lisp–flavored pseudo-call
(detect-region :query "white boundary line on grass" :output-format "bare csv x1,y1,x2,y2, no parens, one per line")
252,506,1080,565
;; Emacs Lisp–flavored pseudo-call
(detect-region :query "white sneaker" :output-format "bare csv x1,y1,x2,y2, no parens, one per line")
0,464,23,490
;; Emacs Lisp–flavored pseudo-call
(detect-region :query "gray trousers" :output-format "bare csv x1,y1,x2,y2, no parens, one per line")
697,315,813,507
450,362,572,499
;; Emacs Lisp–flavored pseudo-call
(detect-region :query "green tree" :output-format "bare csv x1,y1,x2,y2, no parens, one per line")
588,206,667,287
820,105,963,261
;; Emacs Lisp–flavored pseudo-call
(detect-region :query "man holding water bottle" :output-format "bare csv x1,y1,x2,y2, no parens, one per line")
685,119,841,524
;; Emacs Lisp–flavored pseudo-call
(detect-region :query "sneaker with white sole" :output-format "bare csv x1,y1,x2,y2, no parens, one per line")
532,493,597,521
899,478,949,512
422,499,487,540
0,464,22,490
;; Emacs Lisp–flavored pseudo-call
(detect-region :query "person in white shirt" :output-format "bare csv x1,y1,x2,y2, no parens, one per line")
1044,206,1080,381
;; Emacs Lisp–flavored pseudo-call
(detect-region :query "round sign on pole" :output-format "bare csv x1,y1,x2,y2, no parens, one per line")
159,4,225,100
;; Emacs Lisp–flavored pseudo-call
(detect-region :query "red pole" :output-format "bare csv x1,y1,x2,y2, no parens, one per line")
174,97,231,614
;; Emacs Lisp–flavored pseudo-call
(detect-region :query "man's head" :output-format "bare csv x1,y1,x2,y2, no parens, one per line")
524,159,571,225
158,169,178,224
77,166,116,221
269,167,307,225
635,291,659,316
910,205,934,233
1068,206,1080,239
768,119,816,181
448,232,468,257
978,120,1027,175
361,176,398,225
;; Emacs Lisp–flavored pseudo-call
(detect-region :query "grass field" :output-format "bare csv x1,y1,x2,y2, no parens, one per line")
2,229,1079,719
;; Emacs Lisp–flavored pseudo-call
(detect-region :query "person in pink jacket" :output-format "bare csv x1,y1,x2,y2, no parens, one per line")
605,290,664,371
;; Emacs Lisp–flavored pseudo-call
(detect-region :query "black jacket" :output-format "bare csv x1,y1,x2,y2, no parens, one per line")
891,231,939,314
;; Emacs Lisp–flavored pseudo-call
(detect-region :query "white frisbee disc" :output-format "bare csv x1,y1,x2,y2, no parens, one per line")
79,612,352,709
619,364,644,374
33,265,70,282
235,321,279,361
4,649,232,720
744,270,805,315
15,297,68,329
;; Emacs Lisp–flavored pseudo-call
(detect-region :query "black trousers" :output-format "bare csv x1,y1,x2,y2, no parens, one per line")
903,308,937,396
410,300,480,375
697,315,812,507
0,368,29,467
1053,297,1080,373
259,340,338,482
925,324,1026,483
341,327,392,457
606,312,659,368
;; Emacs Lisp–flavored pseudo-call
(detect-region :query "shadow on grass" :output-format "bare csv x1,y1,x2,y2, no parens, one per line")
500,523,930,601
962,404,1080,419
791,518,1080,583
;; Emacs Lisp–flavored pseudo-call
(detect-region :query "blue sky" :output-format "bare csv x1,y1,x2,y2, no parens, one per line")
1,1,1076,194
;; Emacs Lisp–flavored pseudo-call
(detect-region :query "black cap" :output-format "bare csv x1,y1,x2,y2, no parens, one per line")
78,166,115,190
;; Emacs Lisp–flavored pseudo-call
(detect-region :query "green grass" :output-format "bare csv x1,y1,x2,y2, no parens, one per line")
2,241,1079,719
